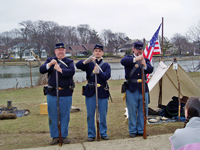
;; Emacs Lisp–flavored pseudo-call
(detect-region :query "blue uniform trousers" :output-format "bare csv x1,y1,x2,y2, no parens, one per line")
85,95,108,138
47,94,72,138
126,89,149,134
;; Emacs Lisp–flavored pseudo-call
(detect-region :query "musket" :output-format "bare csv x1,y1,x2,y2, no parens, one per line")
95,73,100,141
31,50,41,66
56,70,62,146
141,64,147,139
83,56,102,141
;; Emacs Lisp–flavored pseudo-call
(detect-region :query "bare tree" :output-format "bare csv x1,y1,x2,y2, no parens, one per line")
19,20,46,59
186,20,200,54
100,29,113,47
0,19,138,59
88,29,101,44
11,28,33,60
59,26,79,46
77,24,91,44
107,32,127,56
170,33,190,55
0,31,15,55
0,32,12,49
160,36,174,54
40,21,61,57
0,31,13,63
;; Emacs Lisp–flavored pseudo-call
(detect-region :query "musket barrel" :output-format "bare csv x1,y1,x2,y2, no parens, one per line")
95,73,100,141
141,65,147,139
56,70,62,146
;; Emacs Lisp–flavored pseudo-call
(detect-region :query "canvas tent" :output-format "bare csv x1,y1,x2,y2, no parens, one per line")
148,61,200,110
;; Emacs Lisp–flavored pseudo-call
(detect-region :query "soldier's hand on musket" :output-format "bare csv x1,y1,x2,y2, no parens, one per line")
92,56,96,61
141,58,147,67
93,65,99,74
48,59,57,67
54,63,62,73
83,55,96,64
135,55,143,62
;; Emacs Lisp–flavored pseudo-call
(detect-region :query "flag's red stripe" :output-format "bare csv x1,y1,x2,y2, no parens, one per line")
152,52,161,54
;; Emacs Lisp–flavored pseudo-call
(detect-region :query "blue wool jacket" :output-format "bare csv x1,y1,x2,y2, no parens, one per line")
76,59,111,99
120,55,153,93
39,56,75,96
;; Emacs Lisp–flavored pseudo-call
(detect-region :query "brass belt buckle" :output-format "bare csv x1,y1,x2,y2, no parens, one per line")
58,87,64,90
137,79,142,83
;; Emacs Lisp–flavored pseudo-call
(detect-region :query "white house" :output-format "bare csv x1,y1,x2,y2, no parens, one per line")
11,43,47,59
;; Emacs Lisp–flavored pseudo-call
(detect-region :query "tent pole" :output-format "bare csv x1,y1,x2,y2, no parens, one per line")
176,70,181,122
159,17,164,107
158,78,162,107
173,58,181,122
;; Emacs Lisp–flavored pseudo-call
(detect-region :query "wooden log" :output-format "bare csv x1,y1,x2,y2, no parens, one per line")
0,113,17,120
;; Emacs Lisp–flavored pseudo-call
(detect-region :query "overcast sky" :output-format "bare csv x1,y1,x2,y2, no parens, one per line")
0,0,200,41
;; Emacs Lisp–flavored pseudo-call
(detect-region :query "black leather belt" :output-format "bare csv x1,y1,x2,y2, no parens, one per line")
87,82,106,88
128,79,146,83
87,82,112,102
48,85,71,91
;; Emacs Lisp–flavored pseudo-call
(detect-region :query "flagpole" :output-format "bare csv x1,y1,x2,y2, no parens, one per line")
158,17,164,109
161,17,164,61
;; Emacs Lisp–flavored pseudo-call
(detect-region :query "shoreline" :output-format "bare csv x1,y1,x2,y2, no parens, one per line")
0,56,200,66
0,56,199,91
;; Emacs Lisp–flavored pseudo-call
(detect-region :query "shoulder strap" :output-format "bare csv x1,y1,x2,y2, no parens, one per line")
128,61,140,79
58,59,68,68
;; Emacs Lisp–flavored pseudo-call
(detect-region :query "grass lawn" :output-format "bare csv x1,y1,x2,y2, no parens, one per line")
0,78,191,150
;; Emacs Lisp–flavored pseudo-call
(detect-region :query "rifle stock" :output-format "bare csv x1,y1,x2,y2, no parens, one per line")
96,114,100,141
141,65,147,139
58,124,62,146
56,70,62,146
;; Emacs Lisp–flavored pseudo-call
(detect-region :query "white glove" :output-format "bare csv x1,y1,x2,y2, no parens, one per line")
93,66,99,74
83,55,95,64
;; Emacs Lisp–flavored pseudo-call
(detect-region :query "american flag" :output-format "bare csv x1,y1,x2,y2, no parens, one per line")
143,24,162,82
143,24,162,62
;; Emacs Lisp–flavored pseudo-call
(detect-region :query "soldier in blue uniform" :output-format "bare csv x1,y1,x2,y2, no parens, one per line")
76,44,111,142
121,41,153,138
40,43,75,145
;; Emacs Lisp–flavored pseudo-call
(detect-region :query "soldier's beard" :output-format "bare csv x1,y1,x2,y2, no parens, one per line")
136,52,142,56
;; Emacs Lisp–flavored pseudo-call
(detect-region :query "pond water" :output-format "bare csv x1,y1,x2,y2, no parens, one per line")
0,59,199,90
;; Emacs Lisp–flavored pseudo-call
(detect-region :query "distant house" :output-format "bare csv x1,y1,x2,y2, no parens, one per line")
118,44,133,52
165,44,178,55
11,43,47,59
69,45,86,56
65,47,73,57
82,44,96,51
69,44,97,56
117,39,144,53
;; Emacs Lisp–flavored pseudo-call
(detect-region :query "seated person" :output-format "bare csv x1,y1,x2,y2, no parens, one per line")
169,97,200,150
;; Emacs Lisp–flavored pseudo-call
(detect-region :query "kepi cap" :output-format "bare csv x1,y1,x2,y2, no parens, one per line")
55,43,65,49
94,44,103,51
134,41,143,50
